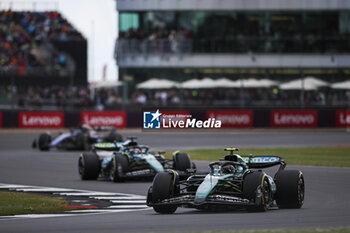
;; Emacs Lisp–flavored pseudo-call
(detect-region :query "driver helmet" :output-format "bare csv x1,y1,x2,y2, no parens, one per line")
222,165,235,174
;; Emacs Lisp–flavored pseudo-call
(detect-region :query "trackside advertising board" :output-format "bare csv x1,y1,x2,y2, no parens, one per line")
81,111,127,128
271,110,318,127
19,112,64,128
336,110,350,127
206,110,253,127
0,112,2,128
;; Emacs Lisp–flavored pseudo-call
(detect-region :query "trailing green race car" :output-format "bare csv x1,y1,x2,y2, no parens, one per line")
78,137,196,182
147,147,305,214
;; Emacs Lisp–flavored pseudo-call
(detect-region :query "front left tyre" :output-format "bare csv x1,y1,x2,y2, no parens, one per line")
173,152,192,171
78,152,100,180
151,172,178,214
109,153,129,182
38,133,51,151
243,171,272,212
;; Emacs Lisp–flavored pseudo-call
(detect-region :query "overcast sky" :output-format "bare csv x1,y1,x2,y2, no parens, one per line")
1,0,118,83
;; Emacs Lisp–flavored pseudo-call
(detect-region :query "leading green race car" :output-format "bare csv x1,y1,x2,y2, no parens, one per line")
147,147,305,214
78,137,196,182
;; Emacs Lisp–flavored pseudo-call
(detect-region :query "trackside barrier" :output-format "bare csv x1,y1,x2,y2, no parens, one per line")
0,109,347,128
19,111,64,128
336,110,350,127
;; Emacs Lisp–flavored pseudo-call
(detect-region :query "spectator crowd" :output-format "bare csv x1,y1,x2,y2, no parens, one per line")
117,28,193,55
0,85,122,109
0,10,83,73
0,84,349,109
131,88,350,107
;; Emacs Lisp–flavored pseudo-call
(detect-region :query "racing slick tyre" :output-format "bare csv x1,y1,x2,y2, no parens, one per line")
152,172,179,214
78,152,100,180
110,153,129,182
38,133,51,151
76,133,89,151
275,170,304,209
173,152,191,172
243,171,271,212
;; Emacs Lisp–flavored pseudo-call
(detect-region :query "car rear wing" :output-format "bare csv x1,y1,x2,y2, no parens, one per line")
242,156,286,169
93,142,120,151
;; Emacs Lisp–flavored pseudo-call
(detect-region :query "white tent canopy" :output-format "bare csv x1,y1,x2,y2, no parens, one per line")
181,78,218,89
89,80,123,88
213,78,238,88
331,80,350,90
137,78,179,89
239,78,278,88
182,78,277,89
279,77,328,91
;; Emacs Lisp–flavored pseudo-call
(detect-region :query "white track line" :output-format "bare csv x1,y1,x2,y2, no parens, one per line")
14,188,76,192
93,196,146,200
107,205,149,209
110,200,146,204
57,192,122,196
0,183,151,219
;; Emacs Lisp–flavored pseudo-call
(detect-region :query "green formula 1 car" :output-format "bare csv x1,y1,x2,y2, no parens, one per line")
78,137,196,182
147,148,304,214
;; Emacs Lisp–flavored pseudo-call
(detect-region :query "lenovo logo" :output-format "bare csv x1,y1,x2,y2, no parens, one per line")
81,112,126,128
271,110,318,127
206,110,253,127
19,112,64,128
336,110,350,127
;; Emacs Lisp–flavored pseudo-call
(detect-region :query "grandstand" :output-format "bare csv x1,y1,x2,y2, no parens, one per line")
115,0,350,108
0,8,87,108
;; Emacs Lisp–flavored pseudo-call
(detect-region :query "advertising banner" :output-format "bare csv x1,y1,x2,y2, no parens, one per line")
19,112,64,128
206,110,253,127
271,110,318,127
81,111,127,128
336,110,350,127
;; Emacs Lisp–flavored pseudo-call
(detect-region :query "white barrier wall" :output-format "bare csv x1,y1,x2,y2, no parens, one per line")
117,54,350,68
117,0,350,11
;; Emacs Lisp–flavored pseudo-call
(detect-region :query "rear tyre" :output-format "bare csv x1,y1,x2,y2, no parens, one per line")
109,153,129,182
38,133,51,151
173,152,191,171
78,152,100,180
275,170,304,209
243,172,271,212
152,172,178,214
76,133,89,151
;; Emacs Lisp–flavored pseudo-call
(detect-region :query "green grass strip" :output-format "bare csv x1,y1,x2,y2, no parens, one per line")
0,191,78,216
178,227,350,233
166,147,350,167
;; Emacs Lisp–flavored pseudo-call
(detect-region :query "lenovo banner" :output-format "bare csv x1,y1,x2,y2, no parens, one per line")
19,112,64,128
271,110,318,127
336,110,350,127
81,111,127,128
206,110,253,127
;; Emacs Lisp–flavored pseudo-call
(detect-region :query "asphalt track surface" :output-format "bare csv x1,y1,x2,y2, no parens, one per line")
0,130,349,233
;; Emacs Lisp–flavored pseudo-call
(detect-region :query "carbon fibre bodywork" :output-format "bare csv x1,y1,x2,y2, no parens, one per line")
84,137,195,181
147,148,304,213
